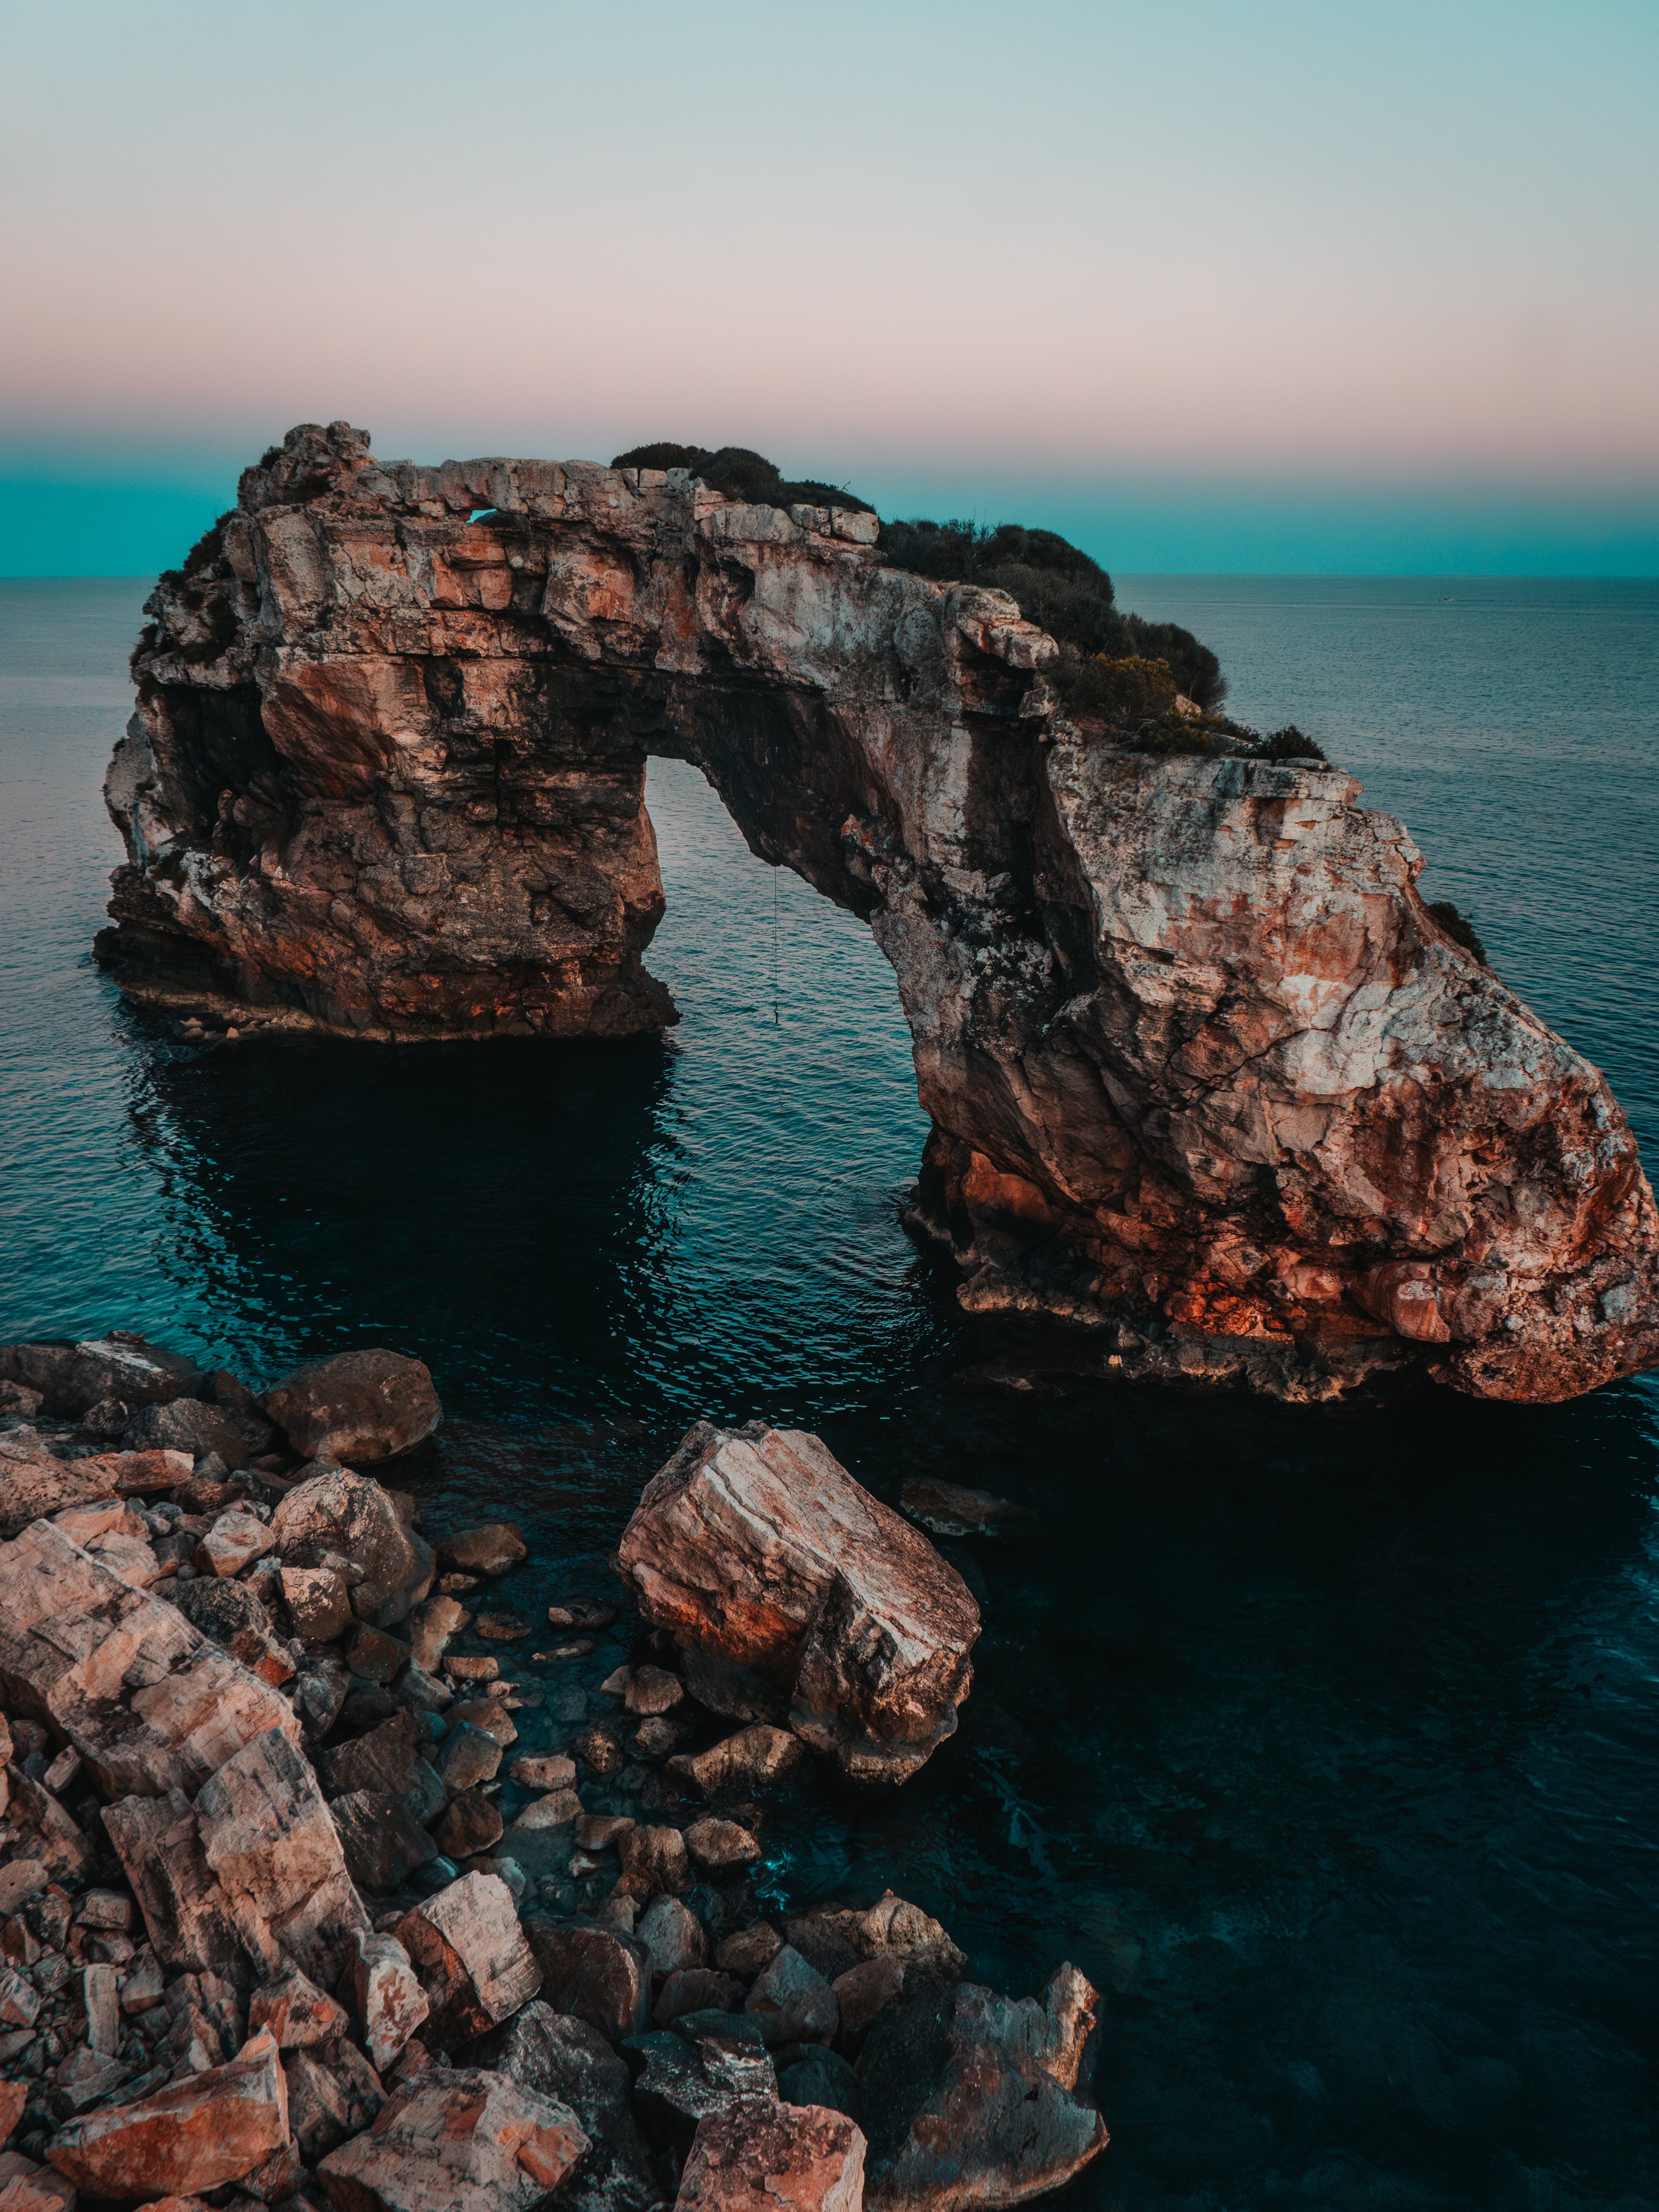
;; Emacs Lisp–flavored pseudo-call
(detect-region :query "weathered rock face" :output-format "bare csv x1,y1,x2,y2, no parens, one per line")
98,421,1659,1402
614,1424,979,1784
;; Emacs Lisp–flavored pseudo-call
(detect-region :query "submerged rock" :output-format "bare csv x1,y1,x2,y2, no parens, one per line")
263,1349,441,1465
856,1965,1107,2211
617,1423,978,1783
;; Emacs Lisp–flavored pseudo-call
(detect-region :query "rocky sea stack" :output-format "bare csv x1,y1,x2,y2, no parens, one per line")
95,423,1659,1405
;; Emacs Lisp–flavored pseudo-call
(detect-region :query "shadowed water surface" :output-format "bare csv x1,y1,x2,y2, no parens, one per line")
2,575,1656,2211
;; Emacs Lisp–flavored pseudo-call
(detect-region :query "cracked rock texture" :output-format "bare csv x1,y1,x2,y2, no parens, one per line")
98,421,1659,1403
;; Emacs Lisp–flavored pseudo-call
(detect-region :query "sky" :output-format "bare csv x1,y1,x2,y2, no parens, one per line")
2,0,1655,575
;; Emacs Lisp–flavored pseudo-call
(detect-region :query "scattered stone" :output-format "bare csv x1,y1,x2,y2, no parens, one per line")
407,1594,469,1672
511,1789,583,1831
283,2044,356,2156
856,1964,1107,2211
545,1598,618,1631
575,1814,636,1854
511,1754,575,1791
281,1566,353,1643
624,1667,684,1716
345,1624,410,1685
630,1715,687,1761
832,1959,909,2043
654,1969,743,2026
435,1722,502,1794
684,1820,760,1872
676,2093,865,2212
437,1572,478,1593
637,1896,708,1979
196,1510,278,1578
715,1924,784,1979
125,1398,272,1471
247,1968,349,2048
479,2001,659,2212
744,1947,838,2046
317,2065,587,2212
262,1350,441,1466
668,1727,805,1799
618,1825,691,1900
520,1918,651,2041
433,1788,504,1858
347,1930,429,2071
540,1638,595,1661
317,1710,419,1802
897,1477,1014,1537
393,1873,540,2048
172,1576,295,1686
474,1607,530,1642
573,1723,625,1777
328,1793,439,1897
0,1334,201,1419
434,1523,526,1576
447,1698,517,1746
45,2025,288,2198
628,2030,775,2159
398,1663,452,1716
778,2047,862,2125
269,1469,434,1629
444,1654,499,1684
785,1894,966,1987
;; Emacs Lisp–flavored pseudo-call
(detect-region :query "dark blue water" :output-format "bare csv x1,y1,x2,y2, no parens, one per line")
3,577,1657,2211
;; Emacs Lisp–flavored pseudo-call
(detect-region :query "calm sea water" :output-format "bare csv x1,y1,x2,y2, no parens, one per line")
3,576,1657,2211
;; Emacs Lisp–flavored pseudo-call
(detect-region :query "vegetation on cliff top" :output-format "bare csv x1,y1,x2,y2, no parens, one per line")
611,443,877,516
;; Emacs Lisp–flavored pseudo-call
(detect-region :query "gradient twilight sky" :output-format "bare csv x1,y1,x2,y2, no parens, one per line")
3,0,1656,574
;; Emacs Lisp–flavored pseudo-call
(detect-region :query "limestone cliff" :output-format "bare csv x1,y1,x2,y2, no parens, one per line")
99,421,1659,1404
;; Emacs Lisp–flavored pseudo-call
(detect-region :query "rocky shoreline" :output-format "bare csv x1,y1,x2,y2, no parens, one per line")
0,1334,1107,2212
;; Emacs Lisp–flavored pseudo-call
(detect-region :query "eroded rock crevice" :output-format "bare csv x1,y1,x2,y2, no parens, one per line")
96,422,1659,1403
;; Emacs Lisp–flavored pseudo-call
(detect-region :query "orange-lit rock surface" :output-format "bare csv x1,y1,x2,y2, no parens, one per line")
616,1423,979,1783
99,421,1659,1402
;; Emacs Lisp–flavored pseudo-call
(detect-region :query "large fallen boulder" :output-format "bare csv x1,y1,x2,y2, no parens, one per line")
855,1965,1107,2211
263,1350,441,1465
0,1519,300,1794
46,2025,288,2198
317,2067,588,2212
614,1424,979,1783
677,2096,866,2212
271,1469,435,1628
0,1334,202,1418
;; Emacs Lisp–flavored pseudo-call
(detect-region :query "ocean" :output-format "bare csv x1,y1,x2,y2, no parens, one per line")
2,574,1656,2209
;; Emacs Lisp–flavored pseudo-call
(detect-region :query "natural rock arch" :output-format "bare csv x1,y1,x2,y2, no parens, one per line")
99,423,1659,1404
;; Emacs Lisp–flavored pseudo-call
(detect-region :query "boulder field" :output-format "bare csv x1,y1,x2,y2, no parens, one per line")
0,1334,1104,2212
91,423,1659,1405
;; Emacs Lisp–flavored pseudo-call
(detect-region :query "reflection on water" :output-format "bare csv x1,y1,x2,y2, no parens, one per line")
3,578,1658,2209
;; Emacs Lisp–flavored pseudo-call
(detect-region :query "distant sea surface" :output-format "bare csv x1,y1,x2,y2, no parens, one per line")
3,575,1657,2211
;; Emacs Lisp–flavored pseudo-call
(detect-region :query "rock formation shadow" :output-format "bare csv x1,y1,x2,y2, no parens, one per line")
119,1025,676,1416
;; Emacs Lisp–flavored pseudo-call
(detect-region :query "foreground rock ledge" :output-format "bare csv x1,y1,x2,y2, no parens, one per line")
94,421,1659,1402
